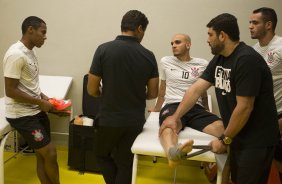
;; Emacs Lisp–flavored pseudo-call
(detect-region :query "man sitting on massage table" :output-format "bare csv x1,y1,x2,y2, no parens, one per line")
148,33,225,167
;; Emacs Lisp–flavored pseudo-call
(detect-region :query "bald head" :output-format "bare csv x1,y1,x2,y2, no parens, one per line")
171,33,192,61
172,33,191,43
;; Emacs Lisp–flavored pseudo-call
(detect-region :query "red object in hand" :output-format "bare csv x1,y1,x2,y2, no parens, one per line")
48,98,72,110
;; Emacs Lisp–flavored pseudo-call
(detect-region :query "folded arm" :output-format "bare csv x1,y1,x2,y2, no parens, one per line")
146,77,159,100
87,73,102,97
5,77,52,112
148,79,165,112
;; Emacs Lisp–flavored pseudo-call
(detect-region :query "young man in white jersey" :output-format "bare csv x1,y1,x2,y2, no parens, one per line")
249,7,282,181
3,16,60,184
149,33,224,167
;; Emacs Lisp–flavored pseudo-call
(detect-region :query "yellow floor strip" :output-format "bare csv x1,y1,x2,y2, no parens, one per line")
4,147,210,184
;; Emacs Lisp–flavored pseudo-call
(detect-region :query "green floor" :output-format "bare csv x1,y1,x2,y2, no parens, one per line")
4,146,211,184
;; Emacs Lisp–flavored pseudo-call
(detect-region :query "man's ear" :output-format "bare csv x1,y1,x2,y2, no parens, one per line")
219,31,225,42
265,21,273,31
186,42,191,49
137,25,143,32
27,26,34,34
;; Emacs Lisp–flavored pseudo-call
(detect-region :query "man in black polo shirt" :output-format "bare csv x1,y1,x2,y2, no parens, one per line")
88,10,159,184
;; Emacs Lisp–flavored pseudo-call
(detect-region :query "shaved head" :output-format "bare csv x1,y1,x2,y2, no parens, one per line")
173,33,191,43
171,33,192,61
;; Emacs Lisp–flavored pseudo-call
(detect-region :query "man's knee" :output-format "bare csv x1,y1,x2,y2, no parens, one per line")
36,143,57,160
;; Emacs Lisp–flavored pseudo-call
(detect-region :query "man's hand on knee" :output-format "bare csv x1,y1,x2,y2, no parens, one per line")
159,115,182,136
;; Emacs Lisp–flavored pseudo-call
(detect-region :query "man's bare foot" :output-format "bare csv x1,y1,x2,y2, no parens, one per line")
168,140,194,167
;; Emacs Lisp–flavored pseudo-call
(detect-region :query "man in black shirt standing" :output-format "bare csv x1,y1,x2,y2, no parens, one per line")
160,13,279,184
88,10,159,184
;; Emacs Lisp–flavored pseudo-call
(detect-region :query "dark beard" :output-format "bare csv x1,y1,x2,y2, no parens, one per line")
211,43,224,55
251,29,267,40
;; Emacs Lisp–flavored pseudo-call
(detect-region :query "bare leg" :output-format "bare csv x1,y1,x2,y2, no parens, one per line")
35,143,60,184
159,127,193,167
36,152,52,184
202,120,224,137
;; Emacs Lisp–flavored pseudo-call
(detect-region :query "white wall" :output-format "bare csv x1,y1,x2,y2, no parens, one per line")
1,0,282,144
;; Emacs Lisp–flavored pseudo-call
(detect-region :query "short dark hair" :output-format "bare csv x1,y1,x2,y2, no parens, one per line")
21,16,46,34
206,13,240,42
253,7,277,32
121,10,149,32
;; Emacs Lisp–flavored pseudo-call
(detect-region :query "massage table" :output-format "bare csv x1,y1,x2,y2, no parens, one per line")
0,98,12,184
131,103,228,183
0,75,72,184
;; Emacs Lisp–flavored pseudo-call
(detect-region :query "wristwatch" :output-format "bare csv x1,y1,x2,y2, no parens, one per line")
218,134,232,145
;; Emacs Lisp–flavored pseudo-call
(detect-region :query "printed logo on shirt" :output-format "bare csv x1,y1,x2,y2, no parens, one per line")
32,129,44,142
191,67,200,77
215,66,231,94
267,52,274,64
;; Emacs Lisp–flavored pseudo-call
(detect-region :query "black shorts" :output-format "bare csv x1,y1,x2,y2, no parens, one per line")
6,111,51,149
159,103,221,131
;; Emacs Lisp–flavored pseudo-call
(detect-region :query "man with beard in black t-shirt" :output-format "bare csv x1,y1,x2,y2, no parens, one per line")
160,13,279,184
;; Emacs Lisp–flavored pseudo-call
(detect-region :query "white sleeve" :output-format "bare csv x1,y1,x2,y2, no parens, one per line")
3,54,26,79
